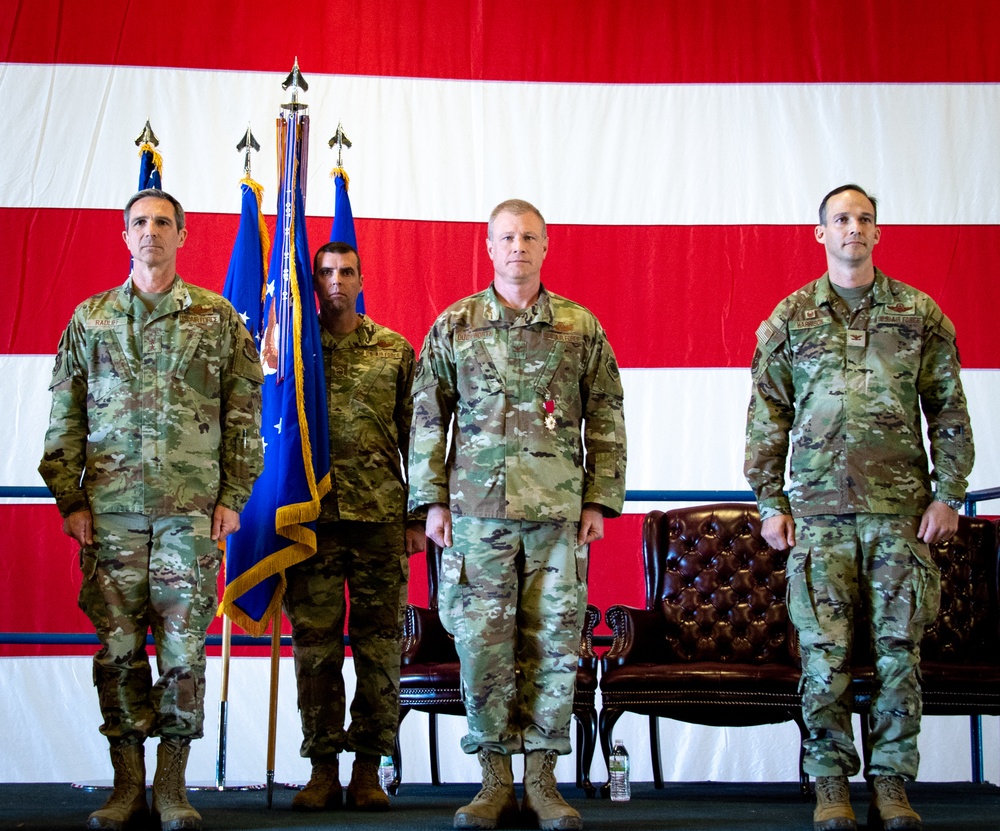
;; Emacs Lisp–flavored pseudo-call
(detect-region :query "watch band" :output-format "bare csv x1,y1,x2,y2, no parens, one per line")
936,497,964,512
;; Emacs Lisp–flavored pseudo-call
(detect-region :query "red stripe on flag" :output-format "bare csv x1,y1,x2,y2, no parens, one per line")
4,207,998,368
3,1,1000,83
0,505,644,655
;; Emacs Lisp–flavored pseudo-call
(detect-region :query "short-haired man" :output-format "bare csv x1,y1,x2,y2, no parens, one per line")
409,199,627,831
39,188,264,831
283,241,422,812
745,185,974,831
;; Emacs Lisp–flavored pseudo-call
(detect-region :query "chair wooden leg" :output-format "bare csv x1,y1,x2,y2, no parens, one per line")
598,706,624,799
429,712,441,786
391,707,409,795
648,715,663,789
794,711,810,799
390,732,402,795
859,713,873,788
574,707,598,797
970,714,984,784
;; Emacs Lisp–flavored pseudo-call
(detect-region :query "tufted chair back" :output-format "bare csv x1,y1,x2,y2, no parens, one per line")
920,515,998,661
600,503,807,796
851,515,1000,781
644,503,795,665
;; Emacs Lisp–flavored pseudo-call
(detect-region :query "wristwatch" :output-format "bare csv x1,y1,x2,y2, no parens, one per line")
936,497,964,512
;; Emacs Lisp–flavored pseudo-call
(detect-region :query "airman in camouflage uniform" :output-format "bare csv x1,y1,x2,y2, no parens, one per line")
38,189,264,831
409,200,626,831
284,241,421,813
745,185,974,831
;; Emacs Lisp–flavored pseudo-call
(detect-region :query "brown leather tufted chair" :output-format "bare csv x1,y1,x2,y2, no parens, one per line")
851,514,1000,782
599,503,808,797
391,539,602,796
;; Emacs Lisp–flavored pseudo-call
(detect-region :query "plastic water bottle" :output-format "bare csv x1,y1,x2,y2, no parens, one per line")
378,755,394,794
609,739,630,802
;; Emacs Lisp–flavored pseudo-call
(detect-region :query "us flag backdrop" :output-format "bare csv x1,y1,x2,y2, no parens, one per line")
1,0,998,783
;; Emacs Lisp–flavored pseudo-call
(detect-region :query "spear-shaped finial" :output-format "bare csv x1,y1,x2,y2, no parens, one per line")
328,122,352,169
134,119,159,148
237,125,261,176
281,57,309,111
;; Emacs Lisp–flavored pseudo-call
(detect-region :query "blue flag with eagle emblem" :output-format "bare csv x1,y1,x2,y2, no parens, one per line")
219,110,330,635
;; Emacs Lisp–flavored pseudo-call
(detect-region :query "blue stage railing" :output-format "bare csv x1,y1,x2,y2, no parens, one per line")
2,486,996,647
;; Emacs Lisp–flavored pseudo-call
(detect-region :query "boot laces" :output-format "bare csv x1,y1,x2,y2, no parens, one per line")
305,763,339,791
476,752,510,800
528,752,562,801
110,746,143,790
816,776,850,805
876,776,909,805
157,745,188,802
353,760,380,789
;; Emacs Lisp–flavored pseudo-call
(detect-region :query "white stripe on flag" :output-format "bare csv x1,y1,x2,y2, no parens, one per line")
2,64,1000,224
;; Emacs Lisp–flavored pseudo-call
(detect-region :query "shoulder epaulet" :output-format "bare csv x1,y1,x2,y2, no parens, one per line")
928,305,958,341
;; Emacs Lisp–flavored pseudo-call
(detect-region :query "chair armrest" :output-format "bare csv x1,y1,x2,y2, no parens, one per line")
401,604,458,664
579,603,601,661
602,604,668,668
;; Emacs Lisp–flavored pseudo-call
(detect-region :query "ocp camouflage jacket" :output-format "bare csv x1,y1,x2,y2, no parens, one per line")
39,276,264,518
745,269,974,520
318,316,415,523
409,283,627,522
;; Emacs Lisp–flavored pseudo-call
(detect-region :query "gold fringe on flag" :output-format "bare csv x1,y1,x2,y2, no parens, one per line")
329,167,350,189
137,142,163,177
240,175,272,273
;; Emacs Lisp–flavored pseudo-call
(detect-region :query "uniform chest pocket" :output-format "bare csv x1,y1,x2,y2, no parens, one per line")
455,336,503,399
324,354,388,406
87,331,131,403
869,315,925,366
532,333,583,392
176,319,223,396
347,361,390,404
788,318,834,356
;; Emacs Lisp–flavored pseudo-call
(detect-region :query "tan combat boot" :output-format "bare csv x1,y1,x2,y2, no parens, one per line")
522,750,583,831
86,742,148,830
813,775,857,831
291,757,342,811
453,749,519,830
346,753,389,811
868,775,922,830
151,738,201,831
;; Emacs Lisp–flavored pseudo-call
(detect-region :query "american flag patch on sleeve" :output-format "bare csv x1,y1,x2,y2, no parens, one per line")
755,319,778,344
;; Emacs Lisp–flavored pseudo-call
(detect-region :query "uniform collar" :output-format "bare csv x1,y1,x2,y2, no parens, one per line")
815,268,891,309
114,274,191,316
484,282,553,326
320,313,375,348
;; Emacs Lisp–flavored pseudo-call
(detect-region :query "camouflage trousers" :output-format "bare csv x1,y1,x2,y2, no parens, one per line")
439,517,588,756
77,511,220,745
787,513,940,780
283,521,408,759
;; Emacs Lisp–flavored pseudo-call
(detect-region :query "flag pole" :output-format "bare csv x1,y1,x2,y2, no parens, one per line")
215,614,232,789
327,122,363,312
218,61,329,803
265,609,282,807
134,118,162,190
